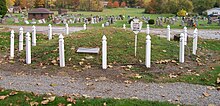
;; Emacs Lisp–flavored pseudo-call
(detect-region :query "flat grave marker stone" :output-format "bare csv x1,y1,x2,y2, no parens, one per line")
77,47,100,54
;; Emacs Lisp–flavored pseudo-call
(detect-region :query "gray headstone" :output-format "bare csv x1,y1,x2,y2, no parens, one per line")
77,47,100,54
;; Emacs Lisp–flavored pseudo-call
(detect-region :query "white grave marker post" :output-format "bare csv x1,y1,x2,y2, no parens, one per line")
195,28,198,50
102,23,105,28
145,35,151,68
184,26,187,45
123,24,126,30
32,25,36,46
146,24,150,35
193,28,198,55
19,27,24,51
48,24,52,40
65,23,69,35
59,34,65,67
83,24,87,30
102,35,107,69
167,25,171,41
26,32,31,64
10,30,15,59
131,19,143,57
179,33,185,63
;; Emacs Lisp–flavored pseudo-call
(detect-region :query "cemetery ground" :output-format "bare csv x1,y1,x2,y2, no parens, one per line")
3,8,220,29
0,25,220,106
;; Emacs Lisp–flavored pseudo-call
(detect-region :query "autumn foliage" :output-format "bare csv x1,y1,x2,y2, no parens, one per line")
120,2,126,7
107,0,113,8
113,1,119,8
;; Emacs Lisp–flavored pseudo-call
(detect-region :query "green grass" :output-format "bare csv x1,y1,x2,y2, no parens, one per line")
0,28,219,86
0,89,177,106
172,66,220,86
3,8,220,29
15,28,180,66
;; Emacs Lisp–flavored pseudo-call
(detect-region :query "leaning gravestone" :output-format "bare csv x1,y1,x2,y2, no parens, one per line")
38,20,43,24
77,47,100,54
24,20,29,24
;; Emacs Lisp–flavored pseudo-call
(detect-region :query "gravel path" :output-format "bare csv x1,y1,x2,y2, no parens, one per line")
0,70,219,106
140,28,220,40
2,25,220,39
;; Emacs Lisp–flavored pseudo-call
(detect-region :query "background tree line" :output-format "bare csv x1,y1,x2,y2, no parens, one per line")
144,0,220,15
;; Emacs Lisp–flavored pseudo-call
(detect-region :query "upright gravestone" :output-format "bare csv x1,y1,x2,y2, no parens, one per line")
123,24,126,30
130,18,143,57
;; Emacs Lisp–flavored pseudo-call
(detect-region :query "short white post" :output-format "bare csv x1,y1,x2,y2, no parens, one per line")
48,24,52,40
167,25,170,41
65,23,69,35
134,34,137,57
192,28,198,55
183,26,187,45
83,24,87,30
10,30,15,59
32,25,36,46
102,23,105,28
26,32,31,64
19,27,24,51
123,24,126,29
179,33,185,63
102,35,107,69
146,24,150,35
59,34,65,67
145,35,151,68
195,28,198,50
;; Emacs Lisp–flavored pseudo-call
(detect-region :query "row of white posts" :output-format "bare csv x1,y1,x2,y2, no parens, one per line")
10,26,66,67
10,24,198,69
166,25,198,63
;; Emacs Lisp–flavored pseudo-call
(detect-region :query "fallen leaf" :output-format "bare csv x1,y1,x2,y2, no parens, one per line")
85,56,94,59
217,78,220,84
203,92,210,97
57,103,65,106
103,102,107,106
41,99,49,105
50,83,57,87
208,104,216,106
127,65,132,69
131,97,138,99
0,95,8,100
9,91,18,96
47,96,56,102
30,101,39,106
67,104,72,106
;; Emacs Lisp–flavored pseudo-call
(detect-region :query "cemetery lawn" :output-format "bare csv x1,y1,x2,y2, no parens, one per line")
3,8,220,29
0,89,177,106
0,28,220,87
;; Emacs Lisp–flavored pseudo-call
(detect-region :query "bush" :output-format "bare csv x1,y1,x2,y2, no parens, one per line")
107,1,113,8
120,1,126,7
113,1,119,8
148,19,155,25
177,9,187,17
